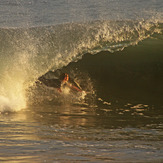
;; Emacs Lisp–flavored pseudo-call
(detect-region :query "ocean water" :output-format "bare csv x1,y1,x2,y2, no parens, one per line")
0,0,163,162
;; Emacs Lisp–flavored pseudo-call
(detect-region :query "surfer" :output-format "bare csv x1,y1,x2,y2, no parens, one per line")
38,73,82,93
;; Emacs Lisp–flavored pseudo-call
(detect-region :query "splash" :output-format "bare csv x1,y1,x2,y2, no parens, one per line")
0,74,26,112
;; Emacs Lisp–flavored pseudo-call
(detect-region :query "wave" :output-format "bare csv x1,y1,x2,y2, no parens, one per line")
0,20,162,111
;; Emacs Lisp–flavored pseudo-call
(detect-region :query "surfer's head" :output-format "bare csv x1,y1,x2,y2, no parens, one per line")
60,73,69,82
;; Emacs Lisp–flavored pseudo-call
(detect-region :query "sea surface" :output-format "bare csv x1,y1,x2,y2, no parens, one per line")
0,0,163,162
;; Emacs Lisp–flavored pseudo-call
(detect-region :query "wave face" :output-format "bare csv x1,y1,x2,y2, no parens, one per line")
0,20,163,111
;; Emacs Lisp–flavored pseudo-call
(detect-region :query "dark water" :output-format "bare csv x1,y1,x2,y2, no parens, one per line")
0,0,163,162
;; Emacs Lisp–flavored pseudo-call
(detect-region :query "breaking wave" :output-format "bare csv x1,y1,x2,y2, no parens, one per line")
0,20,162,111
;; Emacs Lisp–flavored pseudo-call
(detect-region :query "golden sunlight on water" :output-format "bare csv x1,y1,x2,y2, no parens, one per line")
0,103,163,162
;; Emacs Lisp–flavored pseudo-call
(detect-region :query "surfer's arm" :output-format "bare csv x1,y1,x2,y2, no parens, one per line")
66,82,82,92
71,85,82,92
57,88,62,92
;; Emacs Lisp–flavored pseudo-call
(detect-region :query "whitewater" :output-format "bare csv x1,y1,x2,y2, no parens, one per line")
0,0,163,162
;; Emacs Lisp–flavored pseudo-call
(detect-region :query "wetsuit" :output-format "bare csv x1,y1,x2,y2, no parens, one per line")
38,74,82,92
38,76,61,89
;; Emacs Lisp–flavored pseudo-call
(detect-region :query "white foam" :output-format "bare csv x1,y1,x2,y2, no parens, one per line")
0,95,26,112
61,86,70,95
0,96,11,112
